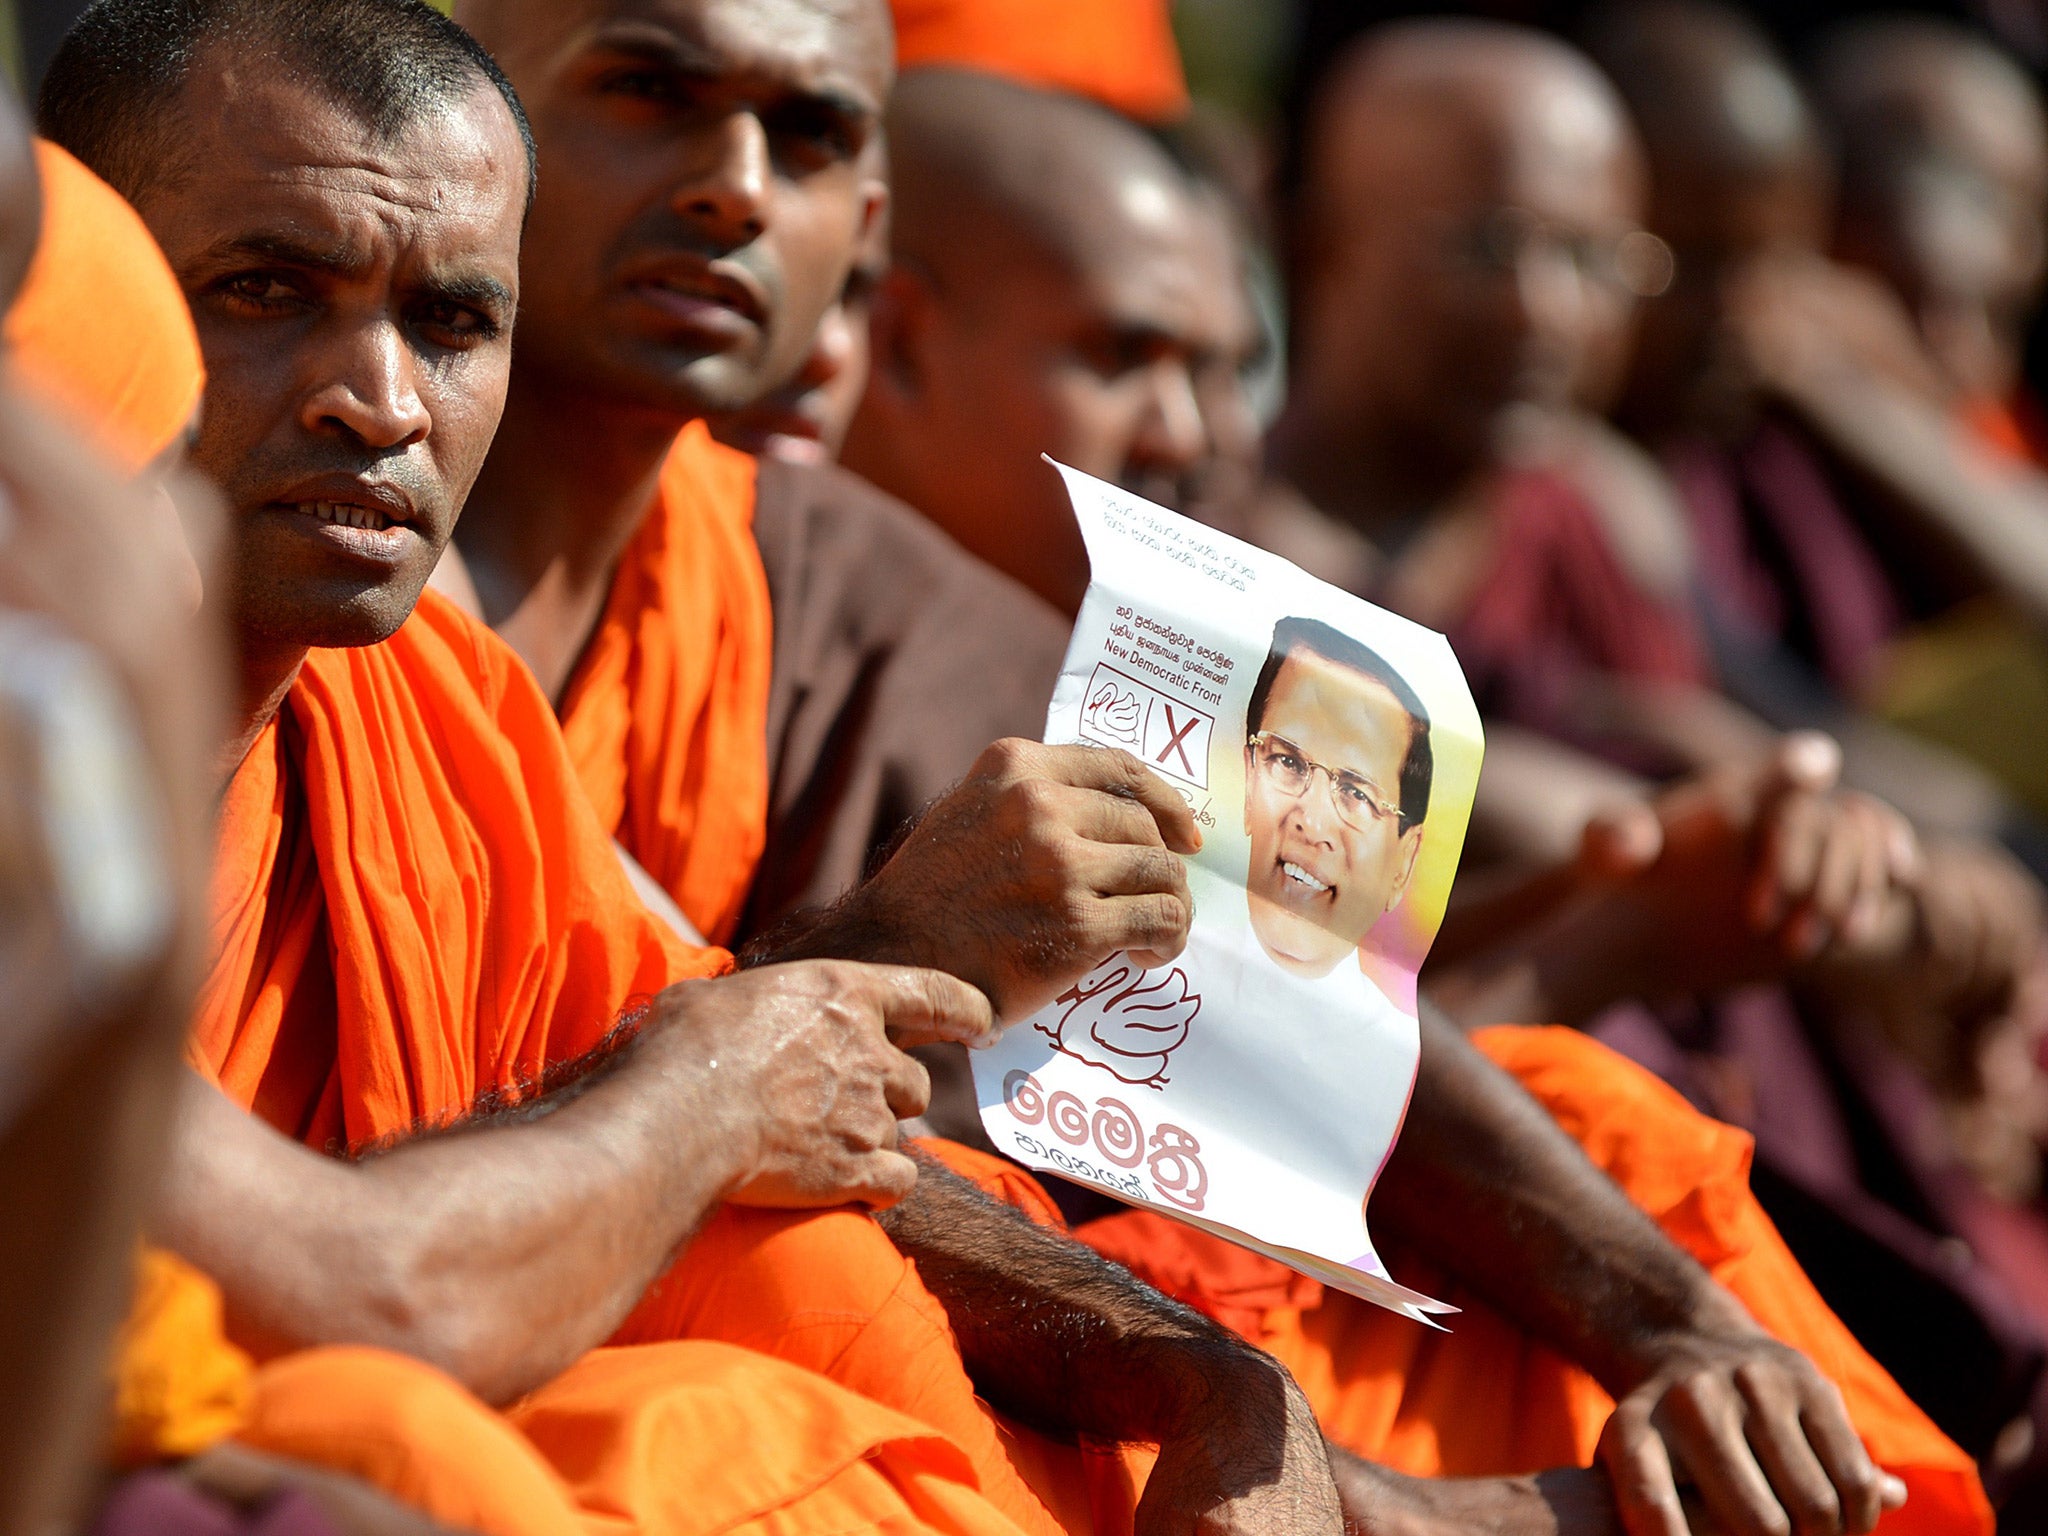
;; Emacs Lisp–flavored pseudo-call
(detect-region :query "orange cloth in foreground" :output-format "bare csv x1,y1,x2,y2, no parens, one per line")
108,1250,253,1468
192,589,721,1149
890,0,1189,122
559,423,773,947
107,1255,1033,1536
188,594,1113,1534
6,140,203,471
1069,1027,1991,1536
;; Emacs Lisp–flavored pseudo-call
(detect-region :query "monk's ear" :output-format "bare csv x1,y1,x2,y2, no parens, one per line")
866,263,937,406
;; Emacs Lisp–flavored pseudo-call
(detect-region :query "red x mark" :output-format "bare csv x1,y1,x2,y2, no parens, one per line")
1156,706,1201,774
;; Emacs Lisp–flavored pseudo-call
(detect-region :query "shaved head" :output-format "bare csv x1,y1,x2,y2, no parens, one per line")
1815,19,2048,398
1297,20,1640,259
887,67,1195,305
847,68,1260,613
1589,0,1823,192
1589,1,1832,436
1278,20,1649,495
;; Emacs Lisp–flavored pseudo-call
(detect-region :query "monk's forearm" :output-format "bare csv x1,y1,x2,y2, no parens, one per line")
1371,1010,1747,1396
878,1155,1293,1444
160,1031,753,1404
1327,1447,1621,1536
1785,372,2048,628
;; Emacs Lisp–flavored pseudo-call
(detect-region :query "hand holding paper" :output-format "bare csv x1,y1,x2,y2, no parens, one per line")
794,736,1203,1024
973,462,1486,1322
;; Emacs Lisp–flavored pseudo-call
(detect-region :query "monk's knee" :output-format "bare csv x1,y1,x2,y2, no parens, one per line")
239,1346,578,1531
611,1202,923,1353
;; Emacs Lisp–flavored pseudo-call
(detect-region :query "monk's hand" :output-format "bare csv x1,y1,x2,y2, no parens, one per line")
1597,1310,1906,1536
1573,733,1918,998
786,739,1201,1023
669,960,995,1211
1136,1354,1346,1536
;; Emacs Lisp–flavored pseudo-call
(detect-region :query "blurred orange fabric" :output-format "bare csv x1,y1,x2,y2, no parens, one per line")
6,140,202,471
891,0,1189,122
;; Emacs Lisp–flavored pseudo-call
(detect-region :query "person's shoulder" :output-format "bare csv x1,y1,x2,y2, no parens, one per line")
752,455,1069,654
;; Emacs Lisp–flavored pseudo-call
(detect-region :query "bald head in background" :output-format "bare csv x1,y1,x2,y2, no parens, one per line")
1273,20,1649,521
842,66,1258,613
1816,18,2048,403
1590,0,1833,438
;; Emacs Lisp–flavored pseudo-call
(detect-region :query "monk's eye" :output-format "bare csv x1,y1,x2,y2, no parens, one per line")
597,67,687,105
213,272,305,315
413,301,501,348
764,101,859,171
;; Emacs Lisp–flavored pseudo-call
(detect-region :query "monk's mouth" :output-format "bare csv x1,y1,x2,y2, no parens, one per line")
628,280,762,343
271,499,421,563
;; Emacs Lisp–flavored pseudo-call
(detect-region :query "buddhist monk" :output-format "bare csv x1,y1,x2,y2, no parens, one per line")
1814,18,2048,426
1598,0,2048,677
41,3,1352,1532
0,87,472,1536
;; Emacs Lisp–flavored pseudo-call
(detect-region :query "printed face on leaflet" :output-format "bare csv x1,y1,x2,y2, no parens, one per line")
1243,622,1430,980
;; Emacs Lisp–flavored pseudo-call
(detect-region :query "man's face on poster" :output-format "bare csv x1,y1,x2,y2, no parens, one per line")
1244,649,1424,979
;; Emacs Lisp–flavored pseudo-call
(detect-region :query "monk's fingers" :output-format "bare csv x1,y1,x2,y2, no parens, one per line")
1800,803,1881,950
1082,886,1195,971
1782,1374,1895,1534
1067,780,1183,849
1598,1407,1691,1536
1041,744,1202,855
879,1048,933,1123
1764,731,1844,798
1735,1382,1844,1536
1655,1373,1798,1536
1085,841,1192,902
862,963,999,1049
833,1148,922,1211
1749,792,1823,939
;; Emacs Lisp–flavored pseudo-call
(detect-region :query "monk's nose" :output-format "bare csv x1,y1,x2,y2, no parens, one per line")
1128,362,1208,477
302,321,430,451
675,112,771,246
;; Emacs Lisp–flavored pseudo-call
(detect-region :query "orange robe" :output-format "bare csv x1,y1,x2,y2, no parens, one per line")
558,422,773,947
5,140,204,472
889,0,1188,123
187,591,1106,1535
109,1251,1036,1536
1064,1026,1991,1535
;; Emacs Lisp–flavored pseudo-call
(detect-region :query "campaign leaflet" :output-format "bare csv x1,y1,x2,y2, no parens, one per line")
970,461,1485,1323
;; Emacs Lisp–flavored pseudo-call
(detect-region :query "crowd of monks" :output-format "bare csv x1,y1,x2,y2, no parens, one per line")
12,0,2048,1531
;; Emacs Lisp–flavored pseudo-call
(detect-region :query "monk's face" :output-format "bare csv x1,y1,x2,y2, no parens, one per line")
487,0,889,418
1625,151,1831,436
137,60,524,652
878,182,1260,614
1838,112,2048,403
1244,651,1422,980
1300,75,1641,473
